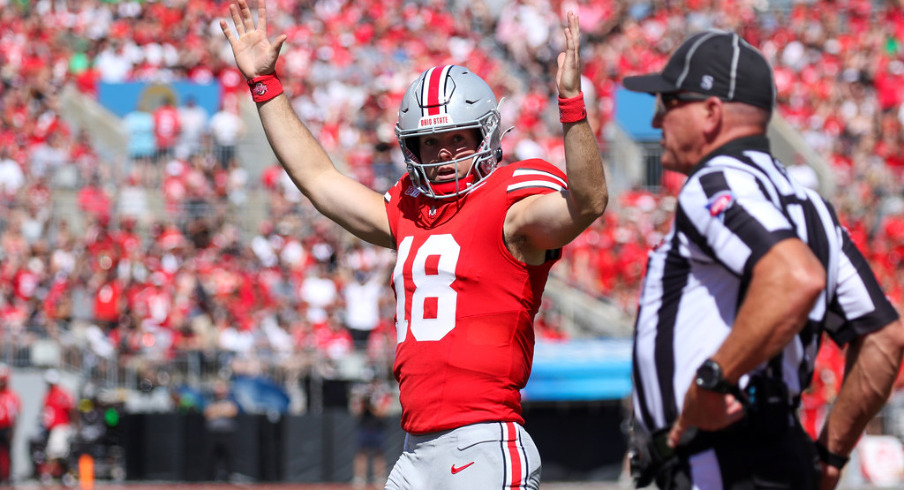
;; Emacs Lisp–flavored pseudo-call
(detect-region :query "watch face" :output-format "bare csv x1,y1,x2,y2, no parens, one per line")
696,360,724,391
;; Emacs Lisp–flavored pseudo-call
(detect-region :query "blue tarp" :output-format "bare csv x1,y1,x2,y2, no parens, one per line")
614,86,661,142
231,375,291,414
523,338,633,402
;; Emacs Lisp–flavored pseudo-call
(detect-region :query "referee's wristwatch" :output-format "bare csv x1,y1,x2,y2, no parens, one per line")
695,359,734,394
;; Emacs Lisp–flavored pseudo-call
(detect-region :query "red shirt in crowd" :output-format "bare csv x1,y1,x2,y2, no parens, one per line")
42,385,74,429
0,387,20,429
95,279,123,324
153,104,181,151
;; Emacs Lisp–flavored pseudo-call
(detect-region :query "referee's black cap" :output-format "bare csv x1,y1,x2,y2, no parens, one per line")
623,30,776,110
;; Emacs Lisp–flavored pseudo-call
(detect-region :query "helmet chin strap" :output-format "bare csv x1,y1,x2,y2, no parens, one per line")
431,174,475,197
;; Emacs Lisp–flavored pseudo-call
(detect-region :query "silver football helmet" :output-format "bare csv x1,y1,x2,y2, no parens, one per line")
396,65,503,200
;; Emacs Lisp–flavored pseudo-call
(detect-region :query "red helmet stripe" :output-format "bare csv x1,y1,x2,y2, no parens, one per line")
423,65,451,116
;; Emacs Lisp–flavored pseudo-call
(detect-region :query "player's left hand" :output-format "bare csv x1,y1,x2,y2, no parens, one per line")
556,11,581,99
667,384,745,448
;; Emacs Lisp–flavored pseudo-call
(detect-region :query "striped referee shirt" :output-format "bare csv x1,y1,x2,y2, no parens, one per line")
632,135,899,432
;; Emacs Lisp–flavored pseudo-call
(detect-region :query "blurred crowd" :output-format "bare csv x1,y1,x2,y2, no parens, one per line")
0,0,904,422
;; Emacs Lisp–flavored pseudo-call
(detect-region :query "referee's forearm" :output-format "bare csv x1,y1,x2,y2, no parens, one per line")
820,320,904,455
711,240,824,382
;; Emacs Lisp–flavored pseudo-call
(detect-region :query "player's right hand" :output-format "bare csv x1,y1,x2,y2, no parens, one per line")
220,0,287,79
556,11,581,100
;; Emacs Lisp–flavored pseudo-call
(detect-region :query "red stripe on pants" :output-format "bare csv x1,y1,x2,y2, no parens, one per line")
505,422,522,488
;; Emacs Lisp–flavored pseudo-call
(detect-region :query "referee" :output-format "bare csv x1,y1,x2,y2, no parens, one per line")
623,31,904,489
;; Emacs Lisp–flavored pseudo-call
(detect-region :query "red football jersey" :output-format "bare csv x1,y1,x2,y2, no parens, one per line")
384,159,566,434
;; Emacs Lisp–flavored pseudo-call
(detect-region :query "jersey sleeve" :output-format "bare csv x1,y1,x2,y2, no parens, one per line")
679,162,798,277
504,159,568,206
383,177,409,247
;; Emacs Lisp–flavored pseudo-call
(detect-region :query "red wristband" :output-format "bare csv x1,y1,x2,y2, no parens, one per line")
558,92,586,123
248,73,283,103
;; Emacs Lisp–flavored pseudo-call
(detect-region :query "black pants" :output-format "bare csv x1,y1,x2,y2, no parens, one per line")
656,420,821,490
0,428,10,483
206,432,234,481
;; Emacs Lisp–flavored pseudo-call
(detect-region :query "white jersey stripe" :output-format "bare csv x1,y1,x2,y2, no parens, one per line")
506,181,565,193
512,168,568,187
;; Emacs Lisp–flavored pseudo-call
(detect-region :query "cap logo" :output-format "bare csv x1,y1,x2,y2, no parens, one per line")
701,75,714,91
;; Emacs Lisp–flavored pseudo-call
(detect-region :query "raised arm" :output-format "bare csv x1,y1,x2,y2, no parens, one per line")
503,11,608,262
220,0,392,248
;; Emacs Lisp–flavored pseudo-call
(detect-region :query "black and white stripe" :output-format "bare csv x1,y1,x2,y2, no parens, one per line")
633,135,899,432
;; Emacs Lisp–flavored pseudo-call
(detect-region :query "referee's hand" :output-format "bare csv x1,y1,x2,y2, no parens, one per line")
819,462,841,490
667,384,745,448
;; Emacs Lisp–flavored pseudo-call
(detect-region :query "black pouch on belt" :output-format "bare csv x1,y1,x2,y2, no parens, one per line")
743,373,792,439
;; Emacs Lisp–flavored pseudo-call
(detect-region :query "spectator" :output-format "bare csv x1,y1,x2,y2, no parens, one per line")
299,262,338,327
0,148,24,200
153,95,182,165
76,175,112,223
177,95,210,159
203,378,239,482
117,171,151,225
39,369,75,482
123,104,157,185
350,376,393,487
0,365,20,485
94,40,133,83
341,265,386,351
208,99,245,169
28,132,68,180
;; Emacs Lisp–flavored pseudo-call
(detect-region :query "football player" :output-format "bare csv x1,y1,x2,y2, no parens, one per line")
221,2,608,487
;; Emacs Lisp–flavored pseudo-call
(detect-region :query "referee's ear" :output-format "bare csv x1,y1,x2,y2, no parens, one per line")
701,97,725,141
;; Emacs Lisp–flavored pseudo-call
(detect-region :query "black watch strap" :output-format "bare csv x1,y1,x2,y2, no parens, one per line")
816,441,849,469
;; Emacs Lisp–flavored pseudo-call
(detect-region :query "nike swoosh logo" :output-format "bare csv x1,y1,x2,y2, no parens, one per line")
451,462,475,474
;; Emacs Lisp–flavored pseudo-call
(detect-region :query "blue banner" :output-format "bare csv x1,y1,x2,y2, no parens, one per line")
523,338,633,402
97,81,222,118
